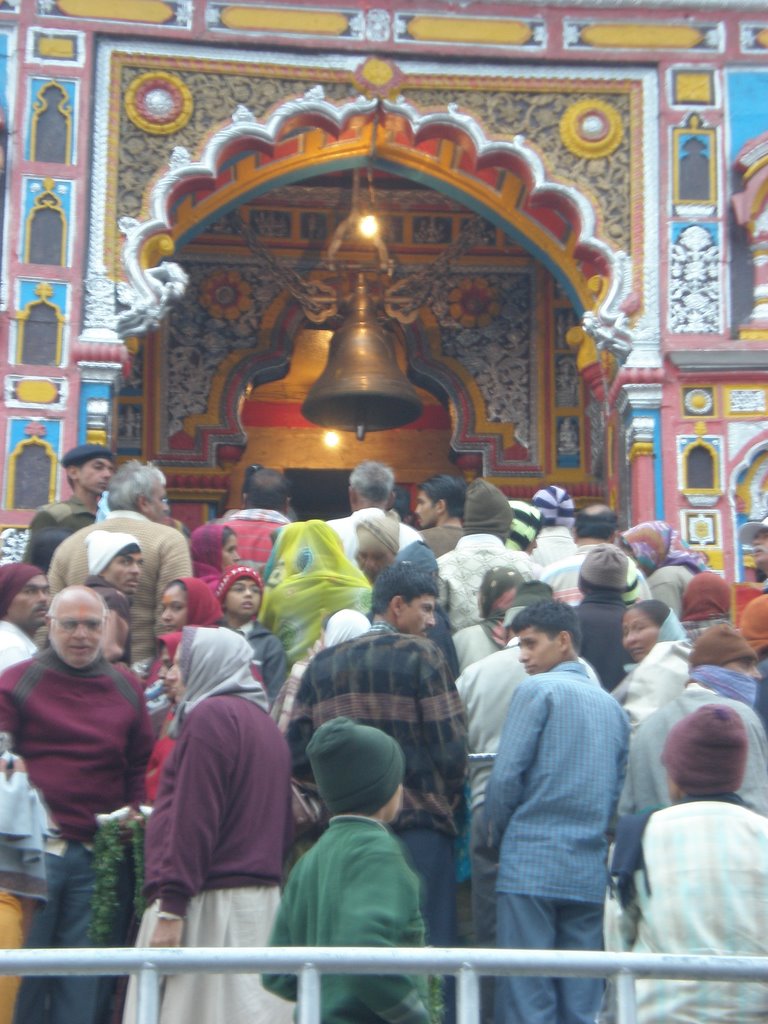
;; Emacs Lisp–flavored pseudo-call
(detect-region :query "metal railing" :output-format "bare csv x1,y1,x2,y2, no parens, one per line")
1,946,767,1024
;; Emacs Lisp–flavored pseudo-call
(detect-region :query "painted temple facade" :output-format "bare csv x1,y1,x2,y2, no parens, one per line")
0,0,768,579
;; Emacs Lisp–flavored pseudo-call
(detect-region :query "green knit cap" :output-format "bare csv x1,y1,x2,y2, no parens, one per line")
307,717,405,815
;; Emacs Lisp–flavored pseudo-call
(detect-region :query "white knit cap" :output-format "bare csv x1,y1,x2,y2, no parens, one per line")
85,531,141,576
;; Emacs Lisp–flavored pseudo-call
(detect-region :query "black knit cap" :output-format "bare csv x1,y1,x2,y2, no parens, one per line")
307,717,405,815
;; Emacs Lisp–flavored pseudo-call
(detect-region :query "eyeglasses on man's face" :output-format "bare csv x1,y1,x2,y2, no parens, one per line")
49,617,104,633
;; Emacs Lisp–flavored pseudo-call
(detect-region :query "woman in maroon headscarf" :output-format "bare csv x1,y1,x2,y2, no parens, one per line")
159,577,223,631
189,523,239,589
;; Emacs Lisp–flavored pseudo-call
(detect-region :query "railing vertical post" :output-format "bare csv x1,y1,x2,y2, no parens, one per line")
457,964,480,1024
297,963,321,1024
614,971,638,1024
135,965,160,1024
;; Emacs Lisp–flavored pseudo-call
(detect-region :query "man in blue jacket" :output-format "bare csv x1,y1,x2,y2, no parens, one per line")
485,600,629,1024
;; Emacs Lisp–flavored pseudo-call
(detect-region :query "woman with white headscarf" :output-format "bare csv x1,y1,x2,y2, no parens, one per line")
123,627,293,1024
616,600,692,732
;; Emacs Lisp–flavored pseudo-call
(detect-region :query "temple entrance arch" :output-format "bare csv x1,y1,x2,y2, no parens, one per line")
109,88,641,514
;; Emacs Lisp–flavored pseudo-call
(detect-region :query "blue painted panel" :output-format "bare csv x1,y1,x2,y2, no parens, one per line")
8,417,61,453
671,221,718,244
18,278,68,311
727,70,768,163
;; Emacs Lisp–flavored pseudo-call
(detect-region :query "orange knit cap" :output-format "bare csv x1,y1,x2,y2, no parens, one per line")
739,594,768,656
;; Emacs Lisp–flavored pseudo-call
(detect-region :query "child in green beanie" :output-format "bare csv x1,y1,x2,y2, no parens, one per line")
263,717,431,1024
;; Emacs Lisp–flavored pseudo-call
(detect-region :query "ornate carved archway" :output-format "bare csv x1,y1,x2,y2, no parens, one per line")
116,90,635,358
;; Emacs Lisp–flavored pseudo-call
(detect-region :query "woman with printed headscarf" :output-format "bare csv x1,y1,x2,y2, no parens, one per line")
355,515,399,584
620,520,707,617
124,627,293,1024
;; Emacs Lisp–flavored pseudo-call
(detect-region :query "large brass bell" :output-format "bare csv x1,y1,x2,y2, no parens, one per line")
302,275,422,440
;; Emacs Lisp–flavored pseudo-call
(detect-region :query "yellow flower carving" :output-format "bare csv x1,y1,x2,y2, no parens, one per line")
448,277,501,328
199,271,252,321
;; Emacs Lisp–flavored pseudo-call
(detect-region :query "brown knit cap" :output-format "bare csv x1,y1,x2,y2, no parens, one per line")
463,479,513,539
579,544,628,592
662,704,748,795
689,623,757,668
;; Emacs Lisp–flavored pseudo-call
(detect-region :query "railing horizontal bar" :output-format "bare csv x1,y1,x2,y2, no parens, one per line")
0,947,766,983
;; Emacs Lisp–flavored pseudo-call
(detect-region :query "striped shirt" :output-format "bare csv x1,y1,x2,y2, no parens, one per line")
486,660,629,902
607,800,768,1022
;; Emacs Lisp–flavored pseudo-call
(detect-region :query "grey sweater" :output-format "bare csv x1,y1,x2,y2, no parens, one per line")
619,683,768,817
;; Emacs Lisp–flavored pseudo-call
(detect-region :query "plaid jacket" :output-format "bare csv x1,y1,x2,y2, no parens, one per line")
286,630,468,836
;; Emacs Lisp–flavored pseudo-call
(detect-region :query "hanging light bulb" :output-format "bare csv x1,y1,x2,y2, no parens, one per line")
358,214,379,240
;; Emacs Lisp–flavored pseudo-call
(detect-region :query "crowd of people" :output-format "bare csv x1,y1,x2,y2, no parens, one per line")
0,444,767,1024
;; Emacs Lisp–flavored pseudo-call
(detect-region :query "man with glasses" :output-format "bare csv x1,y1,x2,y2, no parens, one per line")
0,586,153,1024
48,461,191,665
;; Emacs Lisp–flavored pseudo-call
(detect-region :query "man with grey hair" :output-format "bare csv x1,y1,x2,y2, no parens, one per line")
0,585,153,1024
326,460,420,562
47,461,191,663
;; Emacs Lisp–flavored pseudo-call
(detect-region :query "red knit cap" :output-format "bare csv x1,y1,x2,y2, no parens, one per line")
215,565,263,605
0,564,45,620
662,704,748,795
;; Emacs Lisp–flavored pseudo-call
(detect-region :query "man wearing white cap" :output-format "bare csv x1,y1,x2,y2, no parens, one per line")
84,532,142,664
739,515,768,590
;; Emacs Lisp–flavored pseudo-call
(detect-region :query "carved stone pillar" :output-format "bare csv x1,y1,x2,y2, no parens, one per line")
618,382,662,523
627,417,657,523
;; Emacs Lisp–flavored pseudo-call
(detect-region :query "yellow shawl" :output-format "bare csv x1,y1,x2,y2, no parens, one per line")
260,520,371,668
